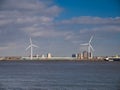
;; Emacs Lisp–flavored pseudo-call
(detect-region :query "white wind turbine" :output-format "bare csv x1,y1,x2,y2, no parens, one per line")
26,37,38,60
80,36,94,59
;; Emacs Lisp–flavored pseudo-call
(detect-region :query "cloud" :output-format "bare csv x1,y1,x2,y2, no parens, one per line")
59,16,120,41
0,41,26,56
0,0,62,42
31,30,65,37
16,16,53,24
61,16,120,25
79,25,120,34
0,0,62,16
0,0,61,27
21,25,69,38
0,19,13,26
0,42,19,51
0,0,61,56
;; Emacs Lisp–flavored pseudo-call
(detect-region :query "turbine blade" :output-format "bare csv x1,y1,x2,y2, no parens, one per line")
32,44,39,48
90,44,94,51
30,37,32,44
26,45,31,51
80,43,89,46
89,36,93,43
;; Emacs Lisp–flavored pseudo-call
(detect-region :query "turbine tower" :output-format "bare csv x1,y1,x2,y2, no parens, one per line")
26,37,38,60
80,36,94,59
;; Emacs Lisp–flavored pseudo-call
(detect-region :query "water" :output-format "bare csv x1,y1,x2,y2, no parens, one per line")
0,60,120,90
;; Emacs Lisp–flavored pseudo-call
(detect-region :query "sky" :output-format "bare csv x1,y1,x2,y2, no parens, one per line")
0,0,120,56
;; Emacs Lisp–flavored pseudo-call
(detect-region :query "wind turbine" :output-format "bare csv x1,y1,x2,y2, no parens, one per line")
80,36,94,59
26,37,38,60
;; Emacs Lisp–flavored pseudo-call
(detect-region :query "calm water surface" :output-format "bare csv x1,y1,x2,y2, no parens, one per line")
0,60,120,90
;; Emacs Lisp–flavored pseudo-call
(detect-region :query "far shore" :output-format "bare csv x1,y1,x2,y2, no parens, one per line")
0,59,105,61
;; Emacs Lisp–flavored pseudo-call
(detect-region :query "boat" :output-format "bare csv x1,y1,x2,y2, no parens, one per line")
104,56,120,61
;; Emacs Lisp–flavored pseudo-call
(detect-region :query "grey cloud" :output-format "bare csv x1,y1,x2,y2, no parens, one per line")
16,16,53,24
0,0,62,43
79,25,120,34
0,0,62,17
61,16,120,25
1,0,45,11
0,0,61,27
0,19,13,26
21,25,68,38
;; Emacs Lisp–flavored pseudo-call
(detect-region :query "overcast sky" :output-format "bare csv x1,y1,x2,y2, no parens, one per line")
0,0,120,56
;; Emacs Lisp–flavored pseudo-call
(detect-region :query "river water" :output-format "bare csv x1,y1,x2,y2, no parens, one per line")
0,60,120,90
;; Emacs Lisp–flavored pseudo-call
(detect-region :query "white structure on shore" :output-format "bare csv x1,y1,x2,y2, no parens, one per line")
41,54,45,58
47,53,52,58
26,37,38,60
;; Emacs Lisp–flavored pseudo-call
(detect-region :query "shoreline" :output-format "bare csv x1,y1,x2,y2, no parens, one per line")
0,59,105,61
0,56,104,61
